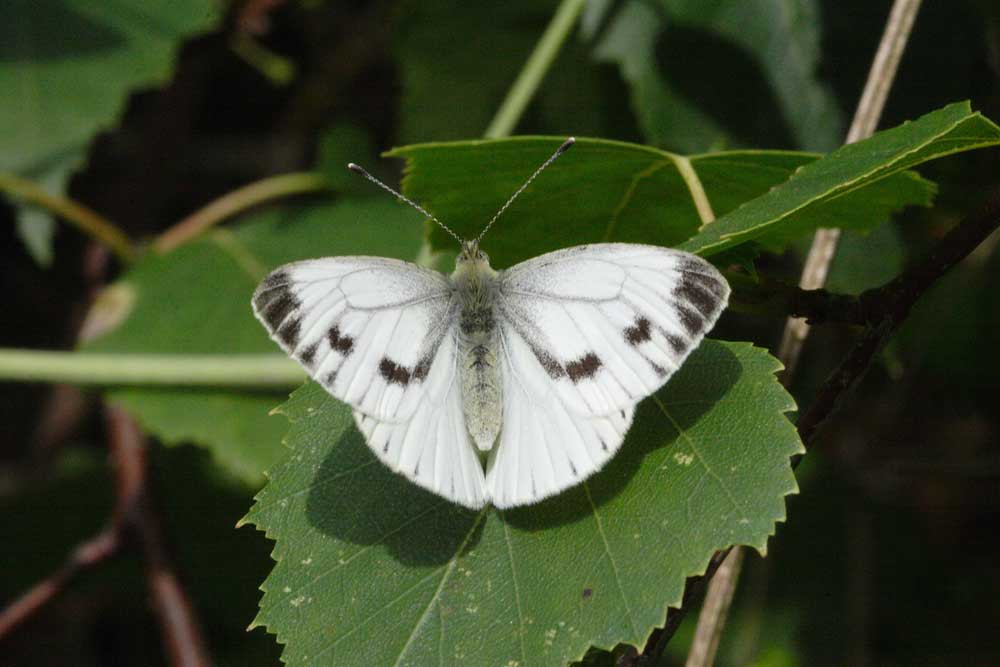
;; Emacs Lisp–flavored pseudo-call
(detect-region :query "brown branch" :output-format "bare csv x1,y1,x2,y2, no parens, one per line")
633,190,1000,664
0,407,210,666
0,529,121,638
728,275,870,326
779,0,925,380
796,191,1000,447
104,405,211,667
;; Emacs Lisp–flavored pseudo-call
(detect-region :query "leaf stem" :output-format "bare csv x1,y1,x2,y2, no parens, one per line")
153,172,334,253
0,350,305,388
0,172,137,263
483,0,587,139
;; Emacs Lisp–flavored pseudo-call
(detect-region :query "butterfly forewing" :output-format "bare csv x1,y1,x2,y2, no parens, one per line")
252,257,455,421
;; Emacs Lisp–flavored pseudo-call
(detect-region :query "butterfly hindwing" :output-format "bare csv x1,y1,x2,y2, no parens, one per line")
486,243,729,507
354,335,487,509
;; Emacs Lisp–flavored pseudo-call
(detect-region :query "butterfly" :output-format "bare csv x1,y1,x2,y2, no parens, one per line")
252,138,729,510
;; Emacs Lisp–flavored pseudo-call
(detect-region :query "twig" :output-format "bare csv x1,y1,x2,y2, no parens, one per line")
680,172,1000,667
154,172,333,253
484,0,588,139
727,274,870,326
0,407,211,665
685,548,745,667
0,172,137,263
796,191,1000,446
779,0,924,380
105,405,210,667
672,2,924,665
660,183,1000,667
0,529,121,638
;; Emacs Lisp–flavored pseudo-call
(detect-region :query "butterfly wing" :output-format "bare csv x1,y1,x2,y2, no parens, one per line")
353,334,487,509
253,257,454,421
253,257,486,508
486,243,729,508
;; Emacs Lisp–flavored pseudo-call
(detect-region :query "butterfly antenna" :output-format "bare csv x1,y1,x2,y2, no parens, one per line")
347,162,465,245
475,137,576,245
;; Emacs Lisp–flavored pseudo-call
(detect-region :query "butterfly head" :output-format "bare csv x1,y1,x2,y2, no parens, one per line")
456,239,492,271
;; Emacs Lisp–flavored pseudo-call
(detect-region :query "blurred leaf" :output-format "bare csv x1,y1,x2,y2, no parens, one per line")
154,445,283,667
394,0,626,143
314,123,378,195
1,1,215,265
824,223,906,295
0,0,215,174
679,102,1000,256
394,0,554,143
245,341,802,665
897,233,1000,391
82,198,426,484
0,447,113,603
12,153,81,266
388,137,931,268
589,0,844,152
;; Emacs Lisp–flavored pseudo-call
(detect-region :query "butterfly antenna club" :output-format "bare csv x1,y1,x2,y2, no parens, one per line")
475,137,576,244
347,162,465,244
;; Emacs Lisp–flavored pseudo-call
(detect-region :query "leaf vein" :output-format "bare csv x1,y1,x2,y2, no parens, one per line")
583,482,640,639
502,518,528,666
391,509,487,667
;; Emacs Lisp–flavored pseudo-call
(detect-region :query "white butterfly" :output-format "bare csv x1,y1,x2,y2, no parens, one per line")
252,139,729,510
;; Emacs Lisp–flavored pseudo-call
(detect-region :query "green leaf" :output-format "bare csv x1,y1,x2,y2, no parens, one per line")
679,102,1000,257
0,0,215,174
82,198,426,484
245,341,802,665
388,137,932,268
589,0,844,152
394,1,555,143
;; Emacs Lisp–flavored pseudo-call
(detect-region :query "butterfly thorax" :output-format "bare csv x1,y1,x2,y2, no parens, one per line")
451,244,503,452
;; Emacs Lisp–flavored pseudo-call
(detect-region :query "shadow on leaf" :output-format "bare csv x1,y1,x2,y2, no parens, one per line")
305,342,740,559
305,427,484,567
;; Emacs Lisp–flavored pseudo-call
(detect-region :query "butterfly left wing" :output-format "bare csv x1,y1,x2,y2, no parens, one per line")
486,243,729,508
252,256,456,422
253,256,487,508
353,333,487,509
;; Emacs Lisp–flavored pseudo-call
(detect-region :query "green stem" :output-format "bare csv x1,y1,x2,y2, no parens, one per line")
0,173,137,263
154,172,334,253
0,350,306,388
484,0,587,139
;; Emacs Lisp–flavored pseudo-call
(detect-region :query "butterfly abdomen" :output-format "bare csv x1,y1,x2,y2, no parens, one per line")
453,256,502,452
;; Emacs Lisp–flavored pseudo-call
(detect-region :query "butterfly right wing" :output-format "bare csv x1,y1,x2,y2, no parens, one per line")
253,257,487,509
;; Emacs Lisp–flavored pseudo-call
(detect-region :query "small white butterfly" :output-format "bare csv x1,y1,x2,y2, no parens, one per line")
252,138,729,509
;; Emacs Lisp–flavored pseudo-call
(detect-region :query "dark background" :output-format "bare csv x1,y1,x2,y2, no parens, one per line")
2,1,999,665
